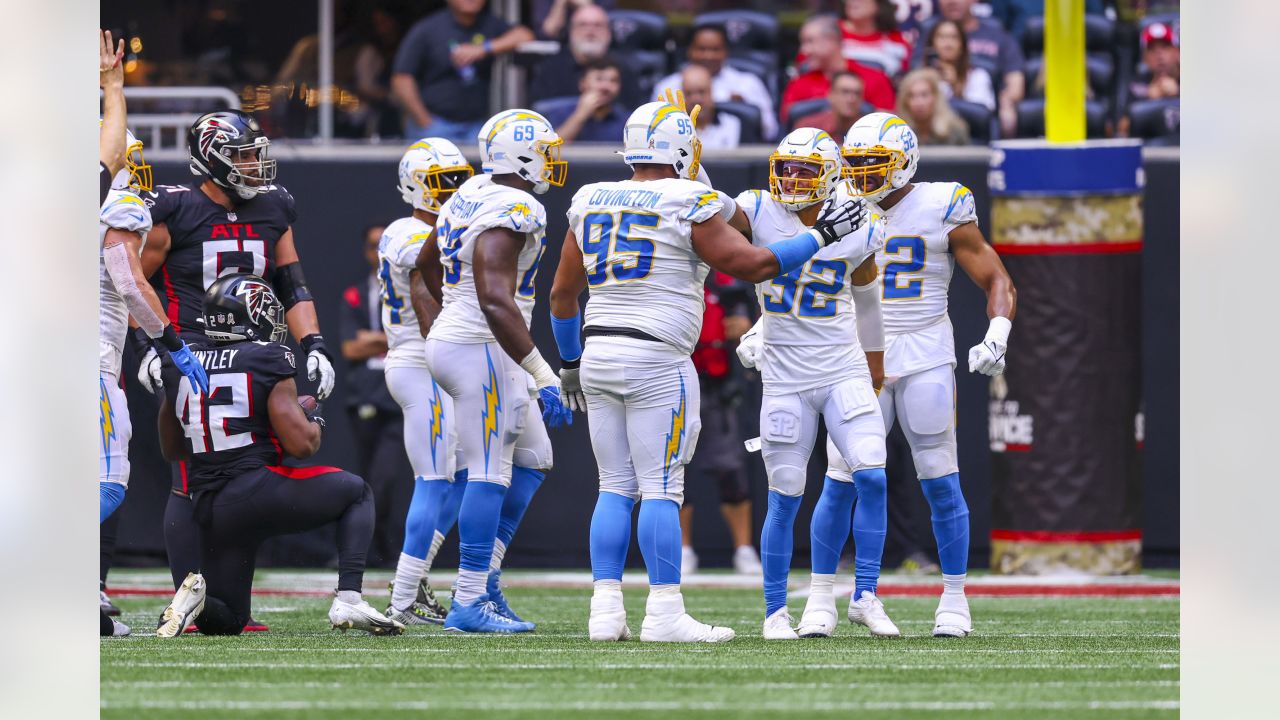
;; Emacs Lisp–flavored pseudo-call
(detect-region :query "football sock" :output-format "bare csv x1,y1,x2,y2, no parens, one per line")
99,482,125,524
491,466,545,571
851,469,887,599
437,469,468,538
809,572,836,597
454,481,506,605
921,473,971,576
810,476,856,575
425,531,445,571
402,476,447,559
761,491,801,616
490,539,507,572
337,590,361,605
335,482,376,593
590,492,635,582
943,573,967,596
637,498,681,586
391,553,427,611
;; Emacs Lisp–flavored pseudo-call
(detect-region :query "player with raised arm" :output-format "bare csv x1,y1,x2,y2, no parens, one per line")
548,92,869,643
726,128,896,639
415,110,572,634
379,138,474,626
826,112,1017,637
133,111,337,619
154,274,401,637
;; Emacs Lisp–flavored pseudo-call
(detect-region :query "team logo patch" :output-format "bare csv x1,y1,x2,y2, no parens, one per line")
284,349,296,369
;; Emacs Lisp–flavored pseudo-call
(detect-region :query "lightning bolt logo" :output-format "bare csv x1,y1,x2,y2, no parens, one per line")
647,104,683,140
99,377,117,475
428,379,445,471
686,191,720,220
662,372,687,491
481,348,502,474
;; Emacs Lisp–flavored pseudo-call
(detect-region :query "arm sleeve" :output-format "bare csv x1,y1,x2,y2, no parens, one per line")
852,277,885,352
104,241,167,336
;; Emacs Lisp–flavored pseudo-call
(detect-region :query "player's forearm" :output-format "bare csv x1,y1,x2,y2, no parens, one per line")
555,112,587,144
479,294,535,361
104,238,168,336
410,271,440,337
392,74,431,124
100,84,127,176
491,26,535,55
157,398,191,462
985,273,1017,321
285,302,321,342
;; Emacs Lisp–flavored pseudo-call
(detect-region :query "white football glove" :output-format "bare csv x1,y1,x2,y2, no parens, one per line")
137,347,163,394
968,317,1011,377
307,350,335,400
735,320,763,369
559,365,586,412
811,194,868,246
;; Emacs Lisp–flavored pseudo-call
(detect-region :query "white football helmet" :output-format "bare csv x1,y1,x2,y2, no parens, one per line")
621,101,701,181
768,127,843,210
841,112,919,202
397,138,473,212
100,120,152,192
476,109,567,195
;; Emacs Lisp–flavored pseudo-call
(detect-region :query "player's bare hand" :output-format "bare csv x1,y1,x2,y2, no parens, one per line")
451,42,488,68
575,89,607,117
100,29,124,87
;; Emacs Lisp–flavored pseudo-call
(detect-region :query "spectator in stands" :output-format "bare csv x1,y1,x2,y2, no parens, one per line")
391,0,534,141
986,0,1106,38
534,0,614,40
544,57,629,143
924,19,996,110
340,224,413,567
839,0,912,76
794,70,867,140
1132,20,1179,100
682,64,740,149
352,5,405,138
654,25,778,141
529,3,642,108
897,68,970,145
914,0,1024,137
780,16,896,126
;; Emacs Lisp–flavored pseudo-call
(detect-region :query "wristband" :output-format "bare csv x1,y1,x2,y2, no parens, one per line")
301,333,330,359
519,348,558,389
483,39,494,55
985,316,1012,345
157,325,184,353
550,313,583,362
765,230,821,275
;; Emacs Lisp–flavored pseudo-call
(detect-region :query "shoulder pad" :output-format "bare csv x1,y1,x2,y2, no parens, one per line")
942,183,977,227
100,190,153,233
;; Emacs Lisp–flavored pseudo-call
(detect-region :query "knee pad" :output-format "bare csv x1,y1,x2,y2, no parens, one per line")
823,434,853,482
195,598,244,636
681,417,702,464
717,471,750,504
902,381,953,437
513,410,553,470
914,445,959,480
842,436,887,472
766,464,807,498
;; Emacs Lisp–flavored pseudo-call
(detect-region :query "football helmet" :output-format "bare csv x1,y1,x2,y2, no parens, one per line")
202,273,288,345
768,127,842,210
476,109,566,195
99,120,153,192
188,110,278,201
398,138,473,212
841,112,919,202
621,100,701,181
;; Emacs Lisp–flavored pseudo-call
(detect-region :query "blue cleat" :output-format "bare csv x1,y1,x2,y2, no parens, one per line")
443,599,534,634
486,570,534,629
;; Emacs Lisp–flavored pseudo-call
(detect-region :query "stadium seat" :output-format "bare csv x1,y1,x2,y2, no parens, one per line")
616,49,670,102
693,10,779,53
531,96,582,121
717,100,763,144
1023,54,1116,100
1015,98,1108,138
608,10,668,53
724,54,781,101
784,98,831,133
948,99,993,144
1126,98,1179,143
1021,14,1115,58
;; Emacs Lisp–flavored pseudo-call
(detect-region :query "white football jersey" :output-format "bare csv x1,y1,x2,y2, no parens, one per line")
429,175,548,345
566,178,723,355
875,181,977,376
377,216,433,368
99,190,153,377
737,189,887,395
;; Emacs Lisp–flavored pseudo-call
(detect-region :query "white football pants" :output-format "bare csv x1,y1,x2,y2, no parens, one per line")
99,373,132,488
384,365,464,481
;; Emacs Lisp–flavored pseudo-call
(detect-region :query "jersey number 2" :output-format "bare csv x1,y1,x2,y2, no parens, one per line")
581,211,659,286
177,374,253,454
882,236,925,300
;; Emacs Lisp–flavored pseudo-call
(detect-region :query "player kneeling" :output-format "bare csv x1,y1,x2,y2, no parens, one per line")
155,274,402,637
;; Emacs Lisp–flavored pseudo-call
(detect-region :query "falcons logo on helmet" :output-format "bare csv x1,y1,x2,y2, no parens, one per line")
197,117,242,158
235,279,274,327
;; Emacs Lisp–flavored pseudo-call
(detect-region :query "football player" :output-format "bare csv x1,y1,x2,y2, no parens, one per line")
99,29,126,203
379,138,474,625
415,109,571,634
154,274,401,637
132,111,336,612
548,92,869,642
826,113,1017,637
726,128,896,639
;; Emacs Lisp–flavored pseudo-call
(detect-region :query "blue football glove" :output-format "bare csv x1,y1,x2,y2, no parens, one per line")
538,385,573,428
168,341,210,395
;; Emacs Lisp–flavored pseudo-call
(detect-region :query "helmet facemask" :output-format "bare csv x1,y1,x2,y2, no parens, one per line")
841,147,903,201
533,138,568,194
769,155,835,209
124,139,153,192
215,139,278,200
414,164,474,210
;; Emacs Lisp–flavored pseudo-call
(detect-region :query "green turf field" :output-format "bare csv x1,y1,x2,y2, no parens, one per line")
100,570,1179,719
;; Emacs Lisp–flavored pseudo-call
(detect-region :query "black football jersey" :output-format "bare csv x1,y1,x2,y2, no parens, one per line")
162,339,298,492
144,181,297,337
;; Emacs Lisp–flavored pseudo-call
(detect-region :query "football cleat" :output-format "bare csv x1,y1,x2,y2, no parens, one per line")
847,591,901,637
640,590,734,643
933,592,973,637
156,572,206,638
417,577,449,619
111,618,131,637
733,545,763,575
486,570,533,628
762,607,799,640
588,587,631,642
385,581,446,625
796,593,838,638
681,545,699,576
444,599,534,634
329,597,404,636
100,587,121,617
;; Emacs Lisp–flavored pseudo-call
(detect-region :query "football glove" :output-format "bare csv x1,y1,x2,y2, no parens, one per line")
130,328,163,394
811,194,867,246
167,341,210,395
538,385,573,428
559,360,585,413
968,317,1011,377
301,334,336,400
736,321,763,370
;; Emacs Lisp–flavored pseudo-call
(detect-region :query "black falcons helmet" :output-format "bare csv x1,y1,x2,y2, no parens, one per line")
188,110,277,201
202,273,288,345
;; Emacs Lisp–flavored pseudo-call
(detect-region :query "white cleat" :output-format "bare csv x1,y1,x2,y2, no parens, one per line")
933,593,973,637
681,545,699,575
796,593,838,638
847,591,901,637
330,597,405,636
156,572,206,638
733,545,763,575
640,589,734,643
110,619,131,637
588,589,632,642
762,607,798,640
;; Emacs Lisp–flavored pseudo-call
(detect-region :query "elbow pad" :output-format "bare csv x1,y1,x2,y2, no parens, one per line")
272,262,314,311
852,280,885,352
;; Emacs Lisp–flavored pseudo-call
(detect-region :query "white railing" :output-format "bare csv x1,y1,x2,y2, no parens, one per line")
106,87,242,151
